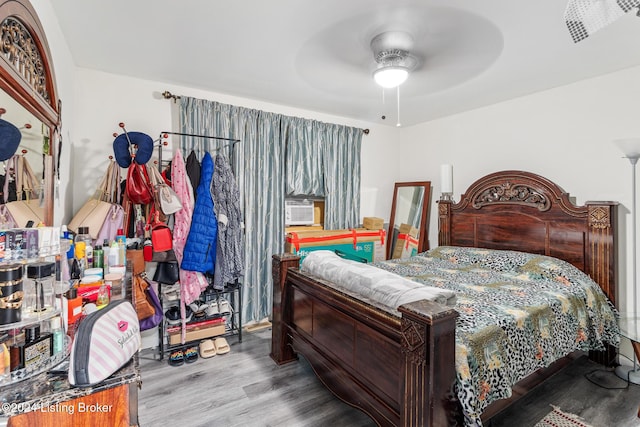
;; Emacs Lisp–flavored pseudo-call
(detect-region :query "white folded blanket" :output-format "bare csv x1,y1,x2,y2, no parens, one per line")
301,251,456,316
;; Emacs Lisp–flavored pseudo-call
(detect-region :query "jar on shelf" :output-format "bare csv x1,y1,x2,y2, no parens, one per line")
0,264,24,326
24,262,55,316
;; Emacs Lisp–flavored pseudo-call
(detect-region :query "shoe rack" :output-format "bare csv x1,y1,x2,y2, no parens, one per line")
156,279,242,361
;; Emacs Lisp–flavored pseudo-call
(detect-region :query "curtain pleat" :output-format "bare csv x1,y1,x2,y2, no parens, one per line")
179,96,362,324
284,117,324,196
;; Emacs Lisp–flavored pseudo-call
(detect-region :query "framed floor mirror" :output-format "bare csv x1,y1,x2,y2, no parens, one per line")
387,181,431,259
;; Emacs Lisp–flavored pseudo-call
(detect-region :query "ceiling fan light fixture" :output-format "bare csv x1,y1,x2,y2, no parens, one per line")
373,66,409,89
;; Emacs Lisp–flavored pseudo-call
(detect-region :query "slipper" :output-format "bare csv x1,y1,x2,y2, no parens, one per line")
184,346,199,363
199,339,216,358
169,349,184,366
214,337,230,355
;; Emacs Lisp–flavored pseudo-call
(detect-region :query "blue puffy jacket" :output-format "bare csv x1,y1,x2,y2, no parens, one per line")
181,152,217,274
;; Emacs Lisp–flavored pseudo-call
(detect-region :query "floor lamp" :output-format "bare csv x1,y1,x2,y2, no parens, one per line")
614,138,640,384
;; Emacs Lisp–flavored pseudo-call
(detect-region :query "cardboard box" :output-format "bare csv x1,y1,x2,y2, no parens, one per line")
362,217,384,230
167,318,226,345
392,233,419,259
398,223,419,237
313,200,325,226
285,228,386,264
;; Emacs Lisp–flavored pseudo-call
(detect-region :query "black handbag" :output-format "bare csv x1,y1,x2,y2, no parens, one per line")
153,261,180,284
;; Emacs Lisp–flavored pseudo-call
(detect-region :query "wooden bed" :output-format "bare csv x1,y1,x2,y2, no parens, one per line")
270,170,618,426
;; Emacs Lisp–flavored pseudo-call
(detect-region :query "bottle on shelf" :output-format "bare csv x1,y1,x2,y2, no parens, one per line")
96,284,110,309
102,239,110,275
74,226,92,275
115,229,126,269
50,317,63,355
108,240,119,268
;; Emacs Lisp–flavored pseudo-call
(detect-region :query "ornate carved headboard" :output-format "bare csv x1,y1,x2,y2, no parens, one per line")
438,170,618,306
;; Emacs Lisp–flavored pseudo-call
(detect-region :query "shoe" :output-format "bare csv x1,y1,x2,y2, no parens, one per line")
184,346,199,363
199,339,216,358
169,349,184,366
218,298,232,315
214,337,230,355
189,300,208,319
164,306,193,325
205,301,220,317
162,283,180,301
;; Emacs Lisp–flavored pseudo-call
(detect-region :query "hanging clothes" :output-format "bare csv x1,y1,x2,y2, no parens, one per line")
211,154,244,289
181,152,217,274
171,150,208,342
185,150,201,200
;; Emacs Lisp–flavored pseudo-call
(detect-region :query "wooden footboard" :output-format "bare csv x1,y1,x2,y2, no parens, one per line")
270,254,460,426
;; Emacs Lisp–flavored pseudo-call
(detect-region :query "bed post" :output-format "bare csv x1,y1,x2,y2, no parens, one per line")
398,300,460,426
270,253,300,365
585,202,618,306
438,200,452,246
585,201,618,365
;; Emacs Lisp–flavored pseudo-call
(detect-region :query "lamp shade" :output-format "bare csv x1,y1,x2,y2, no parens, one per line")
614,138,640,161
441,164,453,194
373,66,409,89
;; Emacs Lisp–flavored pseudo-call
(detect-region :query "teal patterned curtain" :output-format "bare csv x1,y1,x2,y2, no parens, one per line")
322,124,362,229
179,96,362,324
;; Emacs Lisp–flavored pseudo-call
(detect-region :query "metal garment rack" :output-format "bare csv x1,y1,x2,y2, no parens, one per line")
155,130,242,360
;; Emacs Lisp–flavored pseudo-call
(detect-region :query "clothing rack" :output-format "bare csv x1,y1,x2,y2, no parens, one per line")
157,131,239,170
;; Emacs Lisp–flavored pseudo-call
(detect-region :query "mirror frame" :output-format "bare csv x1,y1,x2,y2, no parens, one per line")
0,0,60,226
387,181,432,259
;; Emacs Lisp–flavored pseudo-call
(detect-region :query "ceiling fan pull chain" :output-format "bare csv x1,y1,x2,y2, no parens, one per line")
396,86,401,127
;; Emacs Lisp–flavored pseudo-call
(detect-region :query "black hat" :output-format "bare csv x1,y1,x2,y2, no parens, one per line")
0,119,21,161
112,131,154,168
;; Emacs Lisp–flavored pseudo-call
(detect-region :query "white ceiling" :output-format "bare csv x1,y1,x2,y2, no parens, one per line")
50,0,640,127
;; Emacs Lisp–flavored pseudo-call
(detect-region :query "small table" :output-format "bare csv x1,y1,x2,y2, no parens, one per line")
616,314,640,417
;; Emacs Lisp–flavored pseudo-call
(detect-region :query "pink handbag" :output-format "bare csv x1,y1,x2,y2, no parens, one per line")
96,203,125,244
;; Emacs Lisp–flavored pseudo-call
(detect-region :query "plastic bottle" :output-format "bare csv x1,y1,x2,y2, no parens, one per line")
74,226,92,274
96,284,110,309
109,240,119,268
115,229,126,269
85,242,94,269
93,244,104,270
50,317,64,355
62,226,74,260
102,239,110,274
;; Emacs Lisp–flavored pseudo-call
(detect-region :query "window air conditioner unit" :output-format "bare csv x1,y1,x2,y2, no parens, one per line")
285,199,315,226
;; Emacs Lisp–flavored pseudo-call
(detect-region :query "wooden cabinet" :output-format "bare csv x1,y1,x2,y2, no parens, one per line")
8,382,137,427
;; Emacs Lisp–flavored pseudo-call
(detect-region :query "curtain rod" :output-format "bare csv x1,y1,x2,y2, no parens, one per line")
160,130,240,143
161,90,370,135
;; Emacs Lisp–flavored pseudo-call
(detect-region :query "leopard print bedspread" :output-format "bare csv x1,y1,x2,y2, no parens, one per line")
372,246,619,427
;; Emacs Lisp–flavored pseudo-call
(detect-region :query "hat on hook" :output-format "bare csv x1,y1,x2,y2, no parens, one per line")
0,119,22,161
112,131,154,167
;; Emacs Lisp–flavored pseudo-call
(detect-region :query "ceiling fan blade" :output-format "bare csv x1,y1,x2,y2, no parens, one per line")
565,0,640,43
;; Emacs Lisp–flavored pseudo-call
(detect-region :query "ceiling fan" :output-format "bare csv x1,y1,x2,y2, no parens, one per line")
565,0,640,42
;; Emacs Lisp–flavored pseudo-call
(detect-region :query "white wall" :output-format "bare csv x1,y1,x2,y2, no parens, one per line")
400,65,640,314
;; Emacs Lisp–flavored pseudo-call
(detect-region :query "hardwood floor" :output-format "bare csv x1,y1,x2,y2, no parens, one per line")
138,329,640,427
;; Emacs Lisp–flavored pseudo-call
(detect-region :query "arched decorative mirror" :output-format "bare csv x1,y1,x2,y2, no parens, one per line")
387,181,431,259
0,0,60,226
